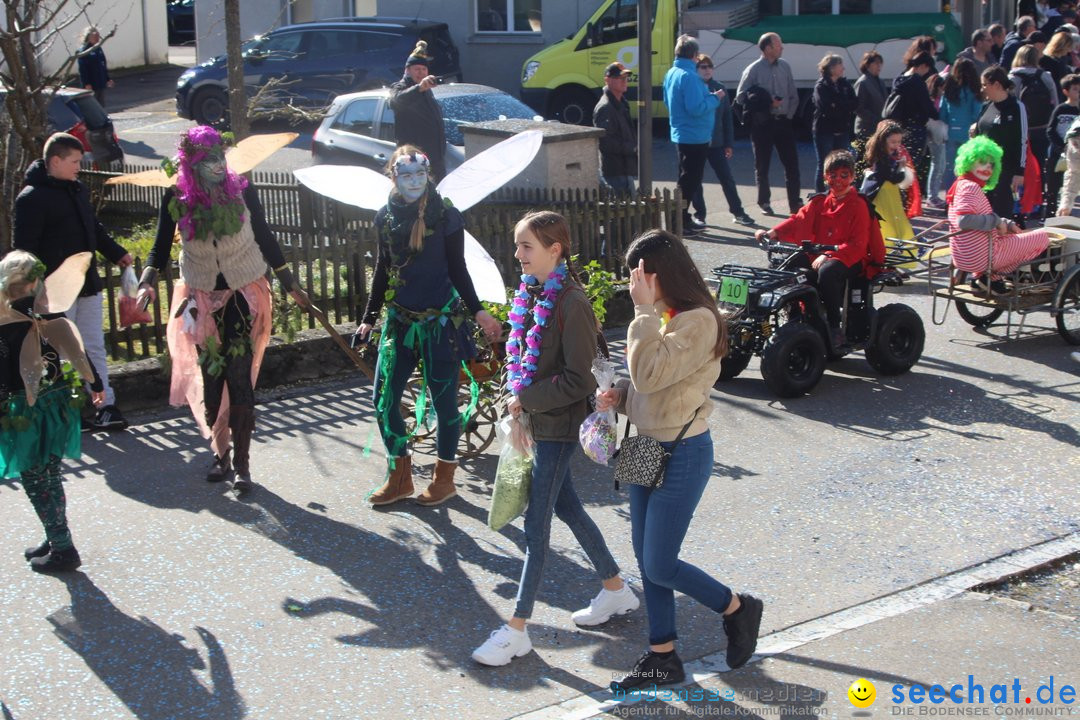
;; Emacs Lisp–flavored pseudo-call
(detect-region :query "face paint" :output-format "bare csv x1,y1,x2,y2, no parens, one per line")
971,159,995,182
393,155,429,203
197,148,227,186
826,167,854,197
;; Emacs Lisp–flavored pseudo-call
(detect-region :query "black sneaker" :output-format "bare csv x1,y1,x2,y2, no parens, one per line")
723,594,764,669
24,540,50,561
92,405,128,432
733,212,756,227
759,203,774,216
30,546,81,573
206,450,232,482
684,215,707,230
610,650,685,693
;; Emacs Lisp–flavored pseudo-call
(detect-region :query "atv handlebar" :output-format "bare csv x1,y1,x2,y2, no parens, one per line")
761,241,838,255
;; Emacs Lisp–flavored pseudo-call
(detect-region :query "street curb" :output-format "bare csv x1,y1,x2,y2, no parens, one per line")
514,532,1080,720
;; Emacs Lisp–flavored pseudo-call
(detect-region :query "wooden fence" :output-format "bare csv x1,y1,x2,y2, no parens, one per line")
81,165,683,362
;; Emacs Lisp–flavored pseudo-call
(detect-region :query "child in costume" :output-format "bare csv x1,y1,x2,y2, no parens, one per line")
758,150,874,350
947,136,1050,293
138,126,308,495
1,250,103,572
861,120,916,256
471,210,636,667
353,145,501,507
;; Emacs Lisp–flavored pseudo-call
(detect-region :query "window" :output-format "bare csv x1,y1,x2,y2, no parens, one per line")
595,0,638,45
332,97,378,135
797,0,871,13
378,106,395,141
245,32,304,62
476,0,542,33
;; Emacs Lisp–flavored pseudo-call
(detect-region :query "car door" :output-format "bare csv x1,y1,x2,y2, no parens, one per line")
322,95,393,168
243,30,308,109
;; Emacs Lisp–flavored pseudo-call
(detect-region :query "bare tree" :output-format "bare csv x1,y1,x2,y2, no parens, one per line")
0,0,115,249
223,0,249,140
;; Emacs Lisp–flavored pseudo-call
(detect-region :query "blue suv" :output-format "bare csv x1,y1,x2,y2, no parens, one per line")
175,18,461,126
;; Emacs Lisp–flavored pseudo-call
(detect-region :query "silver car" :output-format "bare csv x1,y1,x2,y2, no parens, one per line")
310,82,540,172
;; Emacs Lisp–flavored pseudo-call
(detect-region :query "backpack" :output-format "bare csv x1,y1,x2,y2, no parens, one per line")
1017,70,1052,127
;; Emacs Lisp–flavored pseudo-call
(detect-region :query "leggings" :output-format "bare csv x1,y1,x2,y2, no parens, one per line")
200,291,255,426
21,456,71,550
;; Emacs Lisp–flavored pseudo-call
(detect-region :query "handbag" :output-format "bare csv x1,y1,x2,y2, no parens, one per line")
611,410,697,490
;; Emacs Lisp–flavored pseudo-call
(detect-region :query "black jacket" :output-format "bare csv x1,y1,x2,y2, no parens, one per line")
853,72,887,137
389,77,447,177
891,72,939,126
77,45,109,91
976,95,1027,176
593,87,638,178
13,159,127,297
812,76,857,135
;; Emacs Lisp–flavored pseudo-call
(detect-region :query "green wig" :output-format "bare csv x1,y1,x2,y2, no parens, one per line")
954,136,1003,191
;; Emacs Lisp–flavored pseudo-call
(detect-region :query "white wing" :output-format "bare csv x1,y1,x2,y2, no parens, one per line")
437,129,543,210
293,165,392,211
464,230,508,304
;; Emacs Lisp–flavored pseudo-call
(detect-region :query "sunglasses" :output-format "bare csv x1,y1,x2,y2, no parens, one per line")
697,64,713,69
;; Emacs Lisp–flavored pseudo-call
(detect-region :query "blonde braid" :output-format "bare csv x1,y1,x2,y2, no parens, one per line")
410,190,428,252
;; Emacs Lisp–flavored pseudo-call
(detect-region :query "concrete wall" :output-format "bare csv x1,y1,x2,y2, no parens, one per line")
20,0,167,77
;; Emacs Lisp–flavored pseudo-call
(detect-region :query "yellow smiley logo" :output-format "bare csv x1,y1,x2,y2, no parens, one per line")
848,678,876,708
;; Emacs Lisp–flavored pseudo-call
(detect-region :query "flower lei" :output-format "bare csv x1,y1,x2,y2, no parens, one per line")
505,262,567,396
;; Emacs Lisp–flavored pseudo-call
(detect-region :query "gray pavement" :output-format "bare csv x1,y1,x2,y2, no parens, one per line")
4,64,1077,720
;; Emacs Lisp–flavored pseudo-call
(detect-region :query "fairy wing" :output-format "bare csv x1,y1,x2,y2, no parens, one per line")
19,325,44,406
293,165,392,211
436,129,543,211
106,132,300,187
38,317,94,383
464,230,509,304
33,252,92,315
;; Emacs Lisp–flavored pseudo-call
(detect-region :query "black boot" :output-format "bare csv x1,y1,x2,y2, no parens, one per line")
229,406,255,495
206,449,232,482
30,545,81,573
24,539,50,561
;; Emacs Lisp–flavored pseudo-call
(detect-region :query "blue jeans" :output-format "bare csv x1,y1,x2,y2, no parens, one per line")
514,440,621,619
628,431,732,645
691,146,746,218
813,131,851,192
943,138,962,192
928,139,947,199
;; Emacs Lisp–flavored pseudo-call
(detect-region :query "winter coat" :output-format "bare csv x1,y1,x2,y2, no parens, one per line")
389,77,447,171
12,159,127,297
593,87,638,177
663,56,719,144
77,44,109,91
853,71,888,137
812,76,858,135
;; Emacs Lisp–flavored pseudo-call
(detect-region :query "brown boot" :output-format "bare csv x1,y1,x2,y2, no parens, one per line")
416,459,458,506
229,405,256,495
369,455,414,506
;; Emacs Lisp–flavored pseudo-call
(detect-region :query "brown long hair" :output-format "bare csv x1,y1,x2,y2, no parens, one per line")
865,120,904,166
514,210,584,284
625,230,728,359
387,144,431,252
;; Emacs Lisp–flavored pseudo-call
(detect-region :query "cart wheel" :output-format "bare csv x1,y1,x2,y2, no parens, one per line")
953,271,1005,328
760,322,826,397
457,382,499,459
865,303,925,375
401,374,436,442
716,348,752,382
1053,266,1080,345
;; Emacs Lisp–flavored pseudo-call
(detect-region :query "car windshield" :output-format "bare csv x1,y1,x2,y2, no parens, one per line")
70,95,109,130
437,93,536,145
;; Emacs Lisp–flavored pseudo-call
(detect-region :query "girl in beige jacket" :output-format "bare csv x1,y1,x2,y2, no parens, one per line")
599,230,765,692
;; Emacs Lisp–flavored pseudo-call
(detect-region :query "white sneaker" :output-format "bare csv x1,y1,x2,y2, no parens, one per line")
571,585,640,626
471,624,532,666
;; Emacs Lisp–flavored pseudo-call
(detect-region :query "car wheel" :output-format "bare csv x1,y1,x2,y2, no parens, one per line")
865,303,925,375
552,86,596,125
191,87,229,128
760,322,826,397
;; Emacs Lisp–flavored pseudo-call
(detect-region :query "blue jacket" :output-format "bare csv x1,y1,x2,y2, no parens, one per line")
705,78,735,149
77,45,109,91
663,57,718,144
939,86,982,143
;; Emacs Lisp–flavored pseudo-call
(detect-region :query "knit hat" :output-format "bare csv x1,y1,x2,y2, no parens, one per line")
405,40,431,68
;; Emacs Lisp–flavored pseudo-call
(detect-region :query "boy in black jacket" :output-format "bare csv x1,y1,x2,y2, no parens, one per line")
1046,73,1080,215
13,133,132,431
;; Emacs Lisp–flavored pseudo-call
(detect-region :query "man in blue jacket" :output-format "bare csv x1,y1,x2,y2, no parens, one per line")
664,34,724,235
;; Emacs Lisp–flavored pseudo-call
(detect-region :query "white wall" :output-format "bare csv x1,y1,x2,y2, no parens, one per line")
11,0,167,77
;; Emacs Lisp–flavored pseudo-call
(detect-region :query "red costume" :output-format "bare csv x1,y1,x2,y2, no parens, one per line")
773,191,871,268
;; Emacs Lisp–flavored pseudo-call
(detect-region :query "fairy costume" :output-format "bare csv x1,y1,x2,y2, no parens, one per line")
142,126,300,493
1,252,102,572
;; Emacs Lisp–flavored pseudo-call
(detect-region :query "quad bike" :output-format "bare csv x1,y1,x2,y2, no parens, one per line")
713,241,926,397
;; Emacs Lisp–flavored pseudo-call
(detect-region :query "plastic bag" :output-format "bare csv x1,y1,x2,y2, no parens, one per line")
118,295,152,328
579,358,618,465
119,266,139,298
489,414,534,531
